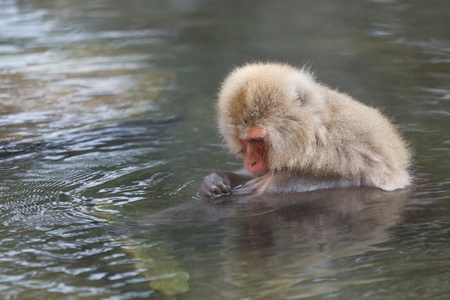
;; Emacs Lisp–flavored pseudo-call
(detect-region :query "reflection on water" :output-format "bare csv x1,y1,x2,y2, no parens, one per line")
119,187,410,298
0,0,449,299
0,0,176,143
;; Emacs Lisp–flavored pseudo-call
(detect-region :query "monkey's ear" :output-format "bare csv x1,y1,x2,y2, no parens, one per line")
294,91,304,105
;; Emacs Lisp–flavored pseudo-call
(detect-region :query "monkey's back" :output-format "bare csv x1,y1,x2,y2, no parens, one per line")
322,88,411,190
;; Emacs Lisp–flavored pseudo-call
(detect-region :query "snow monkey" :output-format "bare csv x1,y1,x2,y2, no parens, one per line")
199,63,411,198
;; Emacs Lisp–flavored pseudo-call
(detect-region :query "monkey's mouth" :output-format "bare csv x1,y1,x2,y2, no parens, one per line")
244,155,269,176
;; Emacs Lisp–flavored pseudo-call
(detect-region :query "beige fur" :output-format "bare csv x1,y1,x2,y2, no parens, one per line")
217,63,411,191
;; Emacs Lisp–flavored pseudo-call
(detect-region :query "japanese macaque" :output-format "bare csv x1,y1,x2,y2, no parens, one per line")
199,63,411,198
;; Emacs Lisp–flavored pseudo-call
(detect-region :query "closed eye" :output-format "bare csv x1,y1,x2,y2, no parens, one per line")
250,138,265,143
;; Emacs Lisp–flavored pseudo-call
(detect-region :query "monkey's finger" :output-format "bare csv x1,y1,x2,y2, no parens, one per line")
199,185,217,198
199,183,219,198
216,181,231,193
210,185,224,195
220,176,232,188
210,178,229,192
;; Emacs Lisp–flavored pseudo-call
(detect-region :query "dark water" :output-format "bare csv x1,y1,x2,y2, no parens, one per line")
0,0,449,299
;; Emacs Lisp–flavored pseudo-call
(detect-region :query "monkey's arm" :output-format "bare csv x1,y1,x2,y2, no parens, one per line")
199,171,255,198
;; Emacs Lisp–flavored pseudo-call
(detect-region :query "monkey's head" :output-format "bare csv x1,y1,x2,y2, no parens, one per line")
217,63,330,176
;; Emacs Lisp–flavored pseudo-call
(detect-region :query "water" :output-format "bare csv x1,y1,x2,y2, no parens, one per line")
0,0,448,299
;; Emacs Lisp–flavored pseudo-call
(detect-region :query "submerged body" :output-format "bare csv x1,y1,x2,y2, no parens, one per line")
200,63,411,198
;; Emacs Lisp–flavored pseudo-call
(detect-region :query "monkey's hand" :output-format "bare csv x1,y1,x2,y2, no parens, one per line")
199,172,232,198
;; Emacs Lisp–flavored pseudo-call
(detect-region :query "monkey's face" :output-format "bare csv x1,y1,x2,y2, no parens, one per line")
217,63,320,174
237,127,269,176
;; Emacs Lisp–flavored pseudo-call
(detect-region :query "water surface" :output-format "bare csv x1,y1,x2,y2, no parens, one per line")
0,0,449,299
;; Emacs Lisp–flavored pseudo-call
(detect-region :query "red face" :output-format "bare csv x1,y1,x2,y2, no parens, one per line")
238,127,269,176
